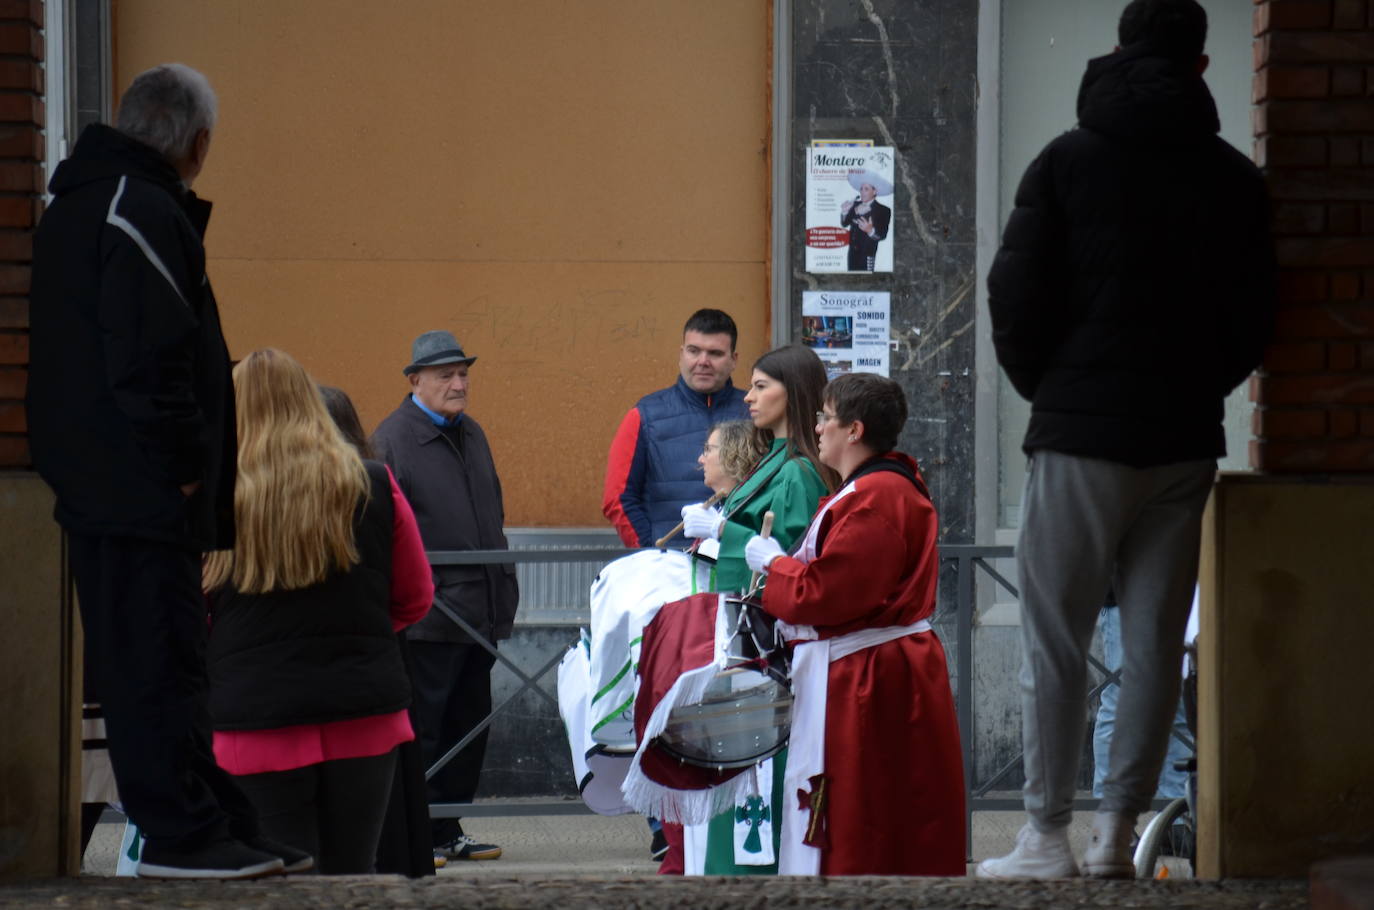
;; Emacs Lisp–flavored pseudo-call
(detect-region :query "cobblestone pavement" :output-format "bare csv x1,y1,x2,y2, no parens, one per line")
2,809,1306,909
75,808,1156,879
0,874,1309,909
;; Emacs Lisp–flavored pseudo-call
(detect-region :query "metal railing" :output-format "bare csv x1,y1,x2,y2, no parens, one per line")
422,547,628,819
421,544,1185,837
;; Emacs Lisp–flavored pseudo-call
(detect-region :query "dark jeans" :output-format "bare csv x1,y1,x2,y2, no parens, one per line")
235,751,397,874
408,640,495,847
68,533,258,850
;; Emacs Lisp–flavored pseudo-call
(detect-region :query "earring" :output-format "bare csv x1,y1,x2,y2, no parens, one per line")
847,435,857,442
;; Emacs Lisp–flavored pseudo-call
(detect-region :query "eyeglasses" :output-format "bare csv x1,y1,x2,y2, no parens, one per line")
815,411,838,425
701,444,720,456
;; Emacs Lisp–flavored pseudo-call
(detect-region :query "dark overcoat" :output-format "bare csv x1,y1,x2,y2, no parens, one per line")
371,398,519,643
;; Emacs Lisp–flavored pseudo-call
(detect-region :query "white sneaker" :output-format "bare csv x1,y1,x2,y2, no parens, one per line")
976,822,1080,879
1082,811,1136,878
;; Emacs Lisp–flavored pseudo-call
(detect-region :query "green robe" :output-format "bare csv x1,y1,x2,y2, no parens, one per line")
696,437,826,874
709,438,827,595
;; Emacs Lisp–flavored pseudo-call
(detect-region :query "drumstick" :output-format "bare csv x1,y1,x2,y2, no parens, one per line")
749,510,776,591
655,489,726,549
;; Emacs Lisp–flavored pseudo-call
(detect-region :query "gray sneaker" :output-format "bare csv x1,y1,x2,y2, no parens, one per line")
976,823,1080,879
1082,811,1136,878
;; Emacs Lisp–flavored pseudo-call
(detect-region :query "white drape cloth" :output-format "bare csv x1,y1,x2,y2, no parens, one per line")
587,549,704,751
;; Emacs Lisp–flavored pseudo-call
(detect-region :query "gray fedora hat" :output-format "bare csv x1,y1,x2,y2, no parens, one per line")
403,330,477,376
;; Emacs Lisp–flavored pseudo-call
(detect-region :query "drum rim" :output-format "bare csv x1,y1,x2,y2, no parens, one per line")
654,733,790,771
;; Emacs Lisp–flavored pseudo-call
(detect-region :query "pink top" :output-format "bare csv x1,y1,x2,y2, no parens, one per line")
213,468,435,776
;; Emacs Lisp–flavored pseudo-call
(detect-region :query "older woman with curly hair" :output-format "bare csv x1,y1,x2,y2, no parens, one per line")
698,419,766,499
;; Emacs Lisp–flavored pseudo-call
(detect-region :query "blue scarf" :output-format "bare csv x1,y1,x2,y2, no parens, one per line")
410,393,463,428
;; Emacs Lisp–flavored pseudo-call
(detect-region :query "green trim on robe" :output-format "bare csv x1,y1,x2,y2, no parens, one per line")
703,748,788,875
710,438,827,594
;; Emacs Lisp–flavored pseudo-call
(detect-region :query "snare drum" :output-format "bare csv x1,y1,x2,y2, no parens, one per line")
655,596,792,771
587,549,706,751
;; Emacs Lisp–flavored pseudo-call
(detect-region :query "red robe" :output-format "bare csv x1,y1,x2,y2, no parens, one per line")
762,453,966,875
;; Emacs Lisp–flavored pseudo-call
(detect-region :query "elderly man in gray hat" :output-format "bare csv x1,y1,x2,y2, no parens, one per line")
371,331,518,865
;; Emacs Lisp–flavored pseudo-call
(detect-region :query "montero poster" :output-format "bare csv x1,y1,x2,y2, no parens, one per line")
802,291,890,378
804,146,895,274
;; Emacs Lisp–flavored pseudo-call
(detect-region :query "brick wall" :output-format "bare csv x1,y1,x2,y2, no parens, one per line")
1252,0,1374,471
0,0,40,469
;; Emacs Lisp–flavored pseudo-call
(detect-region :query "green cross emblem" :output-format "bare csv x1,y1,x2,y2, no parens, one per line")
735,795,771,854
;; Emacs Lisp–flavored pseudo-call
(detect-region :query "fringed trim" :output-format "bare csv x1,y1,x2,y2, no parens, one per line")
618,668,758,824
619,657,714,821
621,759,760,826
621,593,756,824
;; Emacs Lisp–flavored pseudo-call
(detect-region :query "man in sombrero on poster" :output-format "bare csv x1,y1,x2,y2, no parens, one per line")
838,169,892,272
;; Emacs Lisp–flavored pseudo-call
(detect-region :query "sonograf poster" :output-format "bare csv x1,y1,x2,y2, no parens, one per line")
801,291,890,378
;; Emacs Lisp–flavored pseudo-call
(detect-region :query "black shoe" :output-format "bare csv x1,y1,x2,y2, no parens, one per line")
438,834,502,861
243,835,315,874
650,829,669,861
137,837,285,880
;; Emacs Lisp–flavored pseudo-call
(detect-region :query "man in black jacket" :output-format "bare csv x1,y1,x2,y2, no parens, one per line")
839,171,892,272
27,64,303,879
371,331,517,865
978,0,1275,879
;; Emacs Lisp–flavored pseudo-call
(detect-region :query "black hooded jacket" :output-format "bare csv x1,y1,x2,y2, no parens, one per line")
26,124,236,549
988,45,1276,467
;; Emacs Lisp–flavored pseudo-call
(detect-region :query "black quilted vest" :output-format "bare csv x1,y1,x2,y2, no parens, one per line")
208,461,411,731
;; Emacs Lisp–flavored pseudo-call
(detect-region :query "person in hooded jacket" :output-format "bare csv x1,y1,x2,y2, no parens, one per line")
25,64,304,879
978,0,1275,880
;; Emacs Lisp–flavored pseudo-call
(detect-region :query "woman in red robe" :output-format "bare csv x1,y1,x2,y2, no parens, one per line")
744,371,966,875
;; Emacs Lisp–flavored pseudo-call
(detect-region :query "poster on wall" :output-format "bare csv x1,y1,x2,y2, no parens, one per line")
804,145,895,274
801,291,890,379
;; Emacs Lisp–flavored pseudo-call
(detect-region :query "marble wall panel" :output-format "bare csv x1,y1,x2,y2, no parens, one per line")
789,0,980,543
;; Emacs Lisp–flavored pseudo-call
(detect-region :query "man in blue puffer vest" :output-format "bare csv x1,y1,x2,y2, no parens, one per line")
603,309,749,548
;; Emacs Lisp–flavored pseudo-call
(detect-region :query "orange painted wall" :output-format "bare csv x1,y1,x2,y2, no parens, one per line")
111,1,771,526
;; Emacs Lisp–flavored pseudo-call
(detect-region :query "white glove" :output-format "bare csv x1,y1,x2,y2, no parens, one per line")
745,535,785,574
681,503,724,540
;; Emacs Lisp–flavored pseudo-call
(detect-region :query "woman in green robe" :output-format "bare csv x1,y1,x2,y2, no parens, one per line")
677,344,836,875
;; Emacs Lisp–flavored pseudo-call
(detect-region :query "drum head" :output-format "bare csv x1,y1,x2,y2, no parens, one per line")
654,596,793,772
655,668,792,770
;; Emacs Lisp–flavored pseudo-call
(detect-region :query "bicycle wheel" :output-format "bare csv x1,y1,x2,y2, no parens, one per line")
1133,797,1193,879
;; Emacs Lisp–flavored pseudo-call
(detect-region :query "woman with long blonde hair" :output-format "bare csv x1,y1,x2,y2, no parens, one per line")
204,349,433,875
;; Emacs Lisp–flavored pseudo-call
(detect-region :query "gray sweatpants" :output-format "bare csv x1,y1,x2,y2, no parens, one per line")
1015,450,1214,831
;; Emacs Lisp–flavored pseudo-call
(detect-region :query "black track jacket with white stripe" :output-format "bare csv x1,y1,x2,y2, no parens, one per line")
27,123,236,550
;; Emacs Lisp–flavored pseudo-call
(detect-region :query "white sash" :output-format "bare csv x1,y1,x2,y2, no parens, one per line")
778,621,931,875
773,476,933,874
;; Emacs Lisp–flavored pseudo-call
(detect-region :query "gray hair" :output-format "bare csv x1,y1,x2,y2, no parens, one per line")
115,63,217,163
